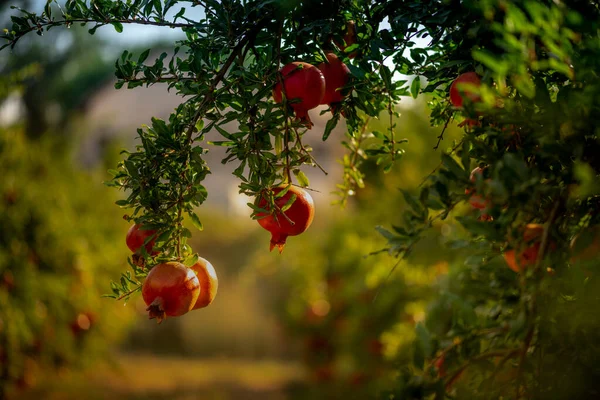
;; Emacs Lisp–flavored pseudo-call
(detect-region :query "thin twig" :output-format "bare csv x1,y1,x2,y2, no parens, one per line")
183,18,268,144
4,17,195,48
121,75,196,85
117,285,142,301
371,257,403,304
445,349,519,391
426,326,510,372
273,20,294,184
433,114,454,150
293,126,328,175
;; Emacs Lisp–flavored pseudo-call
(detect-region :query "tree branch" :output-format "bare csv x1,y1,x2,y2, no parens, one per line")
2,17,196,50
183,18,269,145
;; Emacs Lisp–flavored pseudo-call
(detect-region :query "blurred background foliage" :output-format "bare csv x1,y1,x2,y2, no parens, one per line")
0,124,134,394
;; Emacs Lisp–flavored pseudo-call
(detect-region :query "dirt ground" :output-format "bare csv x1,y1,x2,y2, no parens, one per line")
19,354,305,400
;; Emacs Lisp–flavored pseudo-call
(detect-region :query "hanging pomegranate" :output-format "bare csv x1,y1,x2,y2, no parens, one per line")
256,185,315,253
273,62,325,127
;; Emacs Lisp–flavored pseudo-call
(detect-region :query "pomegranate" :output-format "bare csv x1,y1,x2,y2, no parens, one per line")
318,52,351,110
256,185,315,253
190,257,219,309
126,224,158,255
142,262,200,323
449,72,481,108
503,224,554,273
273,62,325,127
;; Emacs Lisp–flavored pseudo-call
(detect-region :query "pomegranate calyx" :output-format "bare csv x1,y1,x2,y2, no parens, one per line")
294,111,314,128
269,233,289,253
146,297,167,324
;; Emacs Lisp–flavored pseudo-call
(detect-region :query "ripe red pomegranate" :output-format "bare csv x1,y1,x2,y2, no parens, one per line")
126,224,158,255
449,72,481,108
318,52,350,110
503,224,547,273
190,257,218,310
256,185,315,253
142,262,200,323
273,62,325,127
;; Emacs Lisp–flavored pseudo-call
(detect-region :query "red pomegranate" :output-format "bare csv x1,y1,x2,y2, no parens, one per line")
142,262,200,323
190,257,218,310
449,72,481,108
256,185,315,253
503,224,555,273
318,52,351,110
273,62,325,127
126,223,158,255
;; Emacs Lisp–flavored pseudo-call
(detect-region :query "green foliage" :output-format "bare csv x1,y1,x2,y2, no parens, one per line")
0,127,134,396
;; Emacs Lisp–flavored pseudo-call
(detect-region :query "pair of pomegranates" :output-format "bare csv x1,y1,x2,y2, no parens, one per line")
125,224,218,323
273,52,351,126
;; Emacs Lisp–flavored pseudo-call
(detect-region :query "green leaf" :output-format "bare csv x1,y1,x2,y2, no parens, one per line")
410,76,421,98
44,0,52,18
153,0,163,17
280,194,297,212
124,160,139,178
375,225,396,240
441,153,466,180
472,49,509,75
184,253,199,267
111,22,124,33
512,73,536,99
323,114,340,141
347,64,366,79
138,49,150,64
188,211,203,231
401,189,422,213
156,229,172,244
181,228,192,238
293,170,310,187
